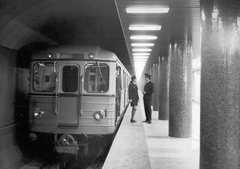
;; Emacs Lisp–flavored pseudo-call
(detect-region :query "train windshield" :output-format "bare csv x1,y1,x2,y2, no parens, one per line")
33,62,56,92
84,63,109,93
62,65,78,92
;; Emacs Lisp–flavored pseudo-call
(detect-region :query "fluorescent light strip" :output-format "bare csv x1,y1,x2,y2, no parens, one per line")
126,7,169,13
133,56,149,59
130,35,157,40
132,48,152,52
135,64,146,68
135,67,145,69
133,57,148,60
134,61,147,64
131,43,154,47
134,60,147,62
134,61,147,63
129,25,161,31
135,66,146,69
133,53,150,55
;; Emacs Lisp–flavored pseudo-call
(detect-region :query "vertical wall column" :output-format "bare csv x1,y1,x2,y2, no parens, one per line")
200,0,240,168
152,64,159,111
169,40,192,138
158,56,169,120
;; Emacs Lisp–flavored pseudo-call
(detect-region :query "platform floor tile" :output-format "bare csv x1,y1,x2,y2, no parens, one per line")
103,95,200,169
141,101,200,169
102,102,151,169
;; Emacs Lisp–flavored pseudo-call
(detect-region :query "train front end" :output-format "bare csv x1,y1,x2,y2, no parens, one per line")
28,45,124,156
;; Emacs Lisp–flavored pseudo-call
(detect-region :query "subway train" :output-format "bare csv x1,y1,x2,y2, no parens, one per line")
28,44,131,157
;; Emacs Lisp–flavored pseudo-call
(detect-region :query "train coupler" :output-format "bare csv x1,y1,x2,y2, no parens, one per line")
55,134,79,158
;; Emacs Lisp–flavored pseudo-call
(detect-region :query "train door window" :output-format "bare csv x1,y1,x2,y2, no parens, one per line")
116,66,122,91
62,65,78,92
123,71,126,88
33,62,56,92
84,63,109,93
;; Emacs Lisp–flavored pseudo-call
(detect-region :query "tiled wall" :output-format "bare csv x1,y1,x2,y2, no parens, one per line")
0,47,17,153
0,47,17,127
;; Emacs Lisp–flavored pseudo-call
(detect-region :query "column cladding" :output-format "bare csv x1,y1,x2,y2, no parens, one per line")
152,64,159,111
158,56,169,120
169,40,192,138
200,0,240,168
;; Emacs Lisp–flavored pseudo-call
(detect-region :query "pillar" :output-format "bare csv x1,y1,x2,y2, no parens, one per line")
158,56,169,120
153,64,159,111
169,40,192,138
200,0,240,168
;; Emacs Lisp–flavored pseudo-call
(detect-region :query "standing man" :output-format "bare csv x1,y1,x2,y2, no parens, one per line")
142,73,154,124
128,75,139,123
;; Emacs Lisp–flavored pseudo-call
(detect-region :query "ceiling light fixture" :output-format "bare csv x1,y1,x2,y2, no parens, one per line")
134,59,148,63
133,53,150,55
133,57,148,60
126,6,169,13
131,43,154,47
129,25,161,31
130,35,157,40
134,60,147,63
133,56,149,59
132,48,152,52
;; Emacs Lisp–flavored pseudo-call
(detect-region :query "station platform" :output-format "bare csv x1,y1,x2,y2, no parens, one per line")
102,96,200,169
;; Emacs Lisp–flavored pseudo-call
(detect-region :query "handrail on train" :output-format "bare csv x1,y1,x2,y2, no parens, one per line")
79,75,83,117
54,61,58,116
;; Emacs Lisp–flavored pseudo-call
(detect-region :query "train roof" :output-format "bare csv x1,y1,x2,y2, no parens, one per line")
31,44,119,61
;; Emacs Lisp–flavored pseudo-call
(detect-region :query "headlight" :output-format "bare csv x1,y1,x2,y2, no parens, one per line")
46,52,53,58
93,110,105,121
34,108,44,119
88,53,94,59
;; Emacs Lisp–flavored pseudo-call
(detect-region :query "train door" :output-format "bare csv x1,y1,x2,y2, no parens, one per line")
58,64,80,127
116,66,122,118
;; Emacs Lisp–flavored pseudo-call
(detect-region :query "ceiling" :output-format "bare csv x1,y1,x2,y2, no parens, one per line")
0,0,200,75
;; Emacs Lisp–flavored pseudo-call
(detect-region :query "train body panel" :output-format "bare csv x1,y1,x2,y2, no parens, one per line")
29,95,117,135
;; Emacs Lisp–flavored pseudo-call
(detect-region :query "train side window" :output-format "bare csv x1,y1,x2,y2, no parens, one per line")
62,66,78,92
33,62,56,92
84,63,109,93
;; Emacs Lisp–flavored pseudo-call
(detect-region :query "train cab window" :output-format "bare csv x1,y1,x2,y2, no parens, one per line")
62,66,78,92
84,63,109,93
33,62,56,92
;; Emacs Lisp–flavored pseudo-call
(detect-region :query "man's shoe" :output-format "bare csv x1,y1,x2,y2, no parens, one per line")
147,121,152,124
132,120,137,123
143,120,148,122
130,119,134,123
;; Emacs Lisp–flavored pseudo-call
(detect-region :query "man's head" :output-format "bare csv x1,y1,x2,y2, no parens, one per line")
144,73,151,81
